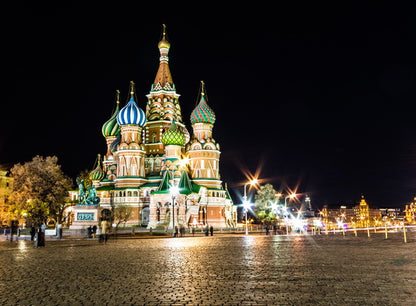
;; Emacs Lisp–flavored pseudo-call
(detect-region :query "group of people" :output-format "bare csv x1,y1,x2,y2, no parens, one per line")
205,225,214,236
86,225,97,238
264,224,279,235
173,224,187,237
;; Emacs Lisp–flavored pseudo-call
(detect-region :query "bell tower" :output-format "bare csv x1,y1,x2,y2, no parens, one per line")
187,81,222,189
114,81,147,187
144,24,189,175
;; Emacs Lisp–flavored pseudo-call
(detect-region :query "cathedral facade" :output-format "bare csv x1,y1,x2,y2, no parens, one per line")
70,27,237,230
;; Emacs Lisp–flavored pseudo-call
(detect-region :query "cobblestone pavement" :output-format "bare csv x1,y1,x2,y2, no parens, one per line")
0,232,415,305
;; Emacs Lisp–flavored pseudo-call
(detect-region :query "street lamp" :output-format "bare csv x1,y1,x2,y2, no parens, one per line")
170,185,179,237
284,193,296,212
243,179,258,235
284,193,296,235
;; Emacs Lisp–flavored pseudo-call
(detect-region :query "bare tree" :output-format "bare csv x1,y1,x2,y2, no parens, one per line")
112,204,134,234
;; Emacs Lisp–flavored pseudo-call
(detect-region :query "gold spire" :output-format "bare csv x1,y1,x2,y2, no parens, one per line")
201,80,205,97
116,89,120,105
129,81,135,97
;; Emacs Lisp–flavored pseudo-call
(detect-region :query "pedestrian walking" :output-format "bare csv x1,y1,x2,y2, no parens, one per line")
210,225,214,236
10,221,18,242
87,226,92,238
179,225,185,237
265,225,270,235
30,226,36,241
100,219,110,243
92,225,97,238
205,226,209,236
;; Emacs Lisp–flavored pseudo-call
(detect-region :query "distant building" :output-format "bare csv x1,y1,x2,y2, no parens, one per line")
0,166,13,226
320,195,382,229
404,198,416,224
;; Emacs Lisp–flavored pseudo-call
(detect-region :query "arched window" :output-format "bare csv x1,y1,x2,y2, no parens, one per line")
157,208,160,222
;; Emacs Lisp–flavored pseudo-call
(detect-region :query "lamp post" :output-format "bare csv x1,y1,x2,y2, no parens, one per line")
284,193,296,235
170,185,179,237
243,179,258,235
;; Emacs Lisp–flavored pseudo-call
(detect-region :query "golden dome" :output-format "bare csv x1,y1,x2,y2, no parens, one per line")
158,37,170,49
158,24,170,49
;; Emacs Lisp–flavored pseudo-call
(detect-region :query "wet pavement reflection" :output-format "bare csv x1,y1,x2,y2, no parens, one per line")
0,234,415,305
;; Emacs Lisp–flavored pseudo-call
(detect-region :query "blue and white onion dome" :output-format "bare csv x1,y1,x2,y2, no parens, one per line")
116,97,146,126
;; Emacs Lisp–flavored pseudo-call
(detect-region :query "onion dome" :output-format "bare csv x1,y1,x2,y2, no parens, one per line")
89,154,105,182
158,24,171,49
161,121,186,146
190,81,216,125
102,90,121,138
117,81,146,126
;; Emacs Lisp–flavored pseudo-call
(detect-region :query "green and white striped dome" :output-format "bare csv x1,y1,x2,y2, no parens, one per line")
102,95,121,138
89,155,105,182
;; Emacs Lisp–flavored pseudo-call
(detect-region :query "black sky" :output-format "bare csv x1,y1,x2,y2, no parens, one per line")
3,2,416,208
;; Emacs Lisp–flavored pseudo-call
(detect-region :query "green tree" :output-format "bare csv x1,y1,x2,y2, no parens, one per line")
254,184,278,224
9,156,73,226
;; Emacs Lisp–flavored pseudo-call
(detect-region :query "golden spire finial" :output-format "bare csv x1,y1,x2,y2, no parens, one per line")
201,80,205,97
130,81,135,96
162,24,166,37
116,89,120,104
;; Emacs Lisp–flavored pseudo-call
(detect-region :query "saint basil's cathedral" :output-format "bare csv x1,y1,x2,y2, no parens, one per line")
69,26,237,230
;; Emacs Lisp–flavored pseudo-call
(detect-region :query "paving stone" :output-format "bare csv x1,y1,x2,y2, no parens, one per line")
0,233,415,305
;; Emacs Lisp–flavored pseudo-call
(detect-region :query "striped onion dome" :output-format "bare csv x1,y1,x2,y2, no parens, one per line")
161,121,186,146
89,155,105,182
102,93,121,137
190,82,216,125
116,82,146,126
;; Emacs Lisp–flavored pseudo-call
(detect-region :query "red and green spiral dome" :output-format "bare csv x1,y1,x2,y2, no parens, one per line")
190,95,216,125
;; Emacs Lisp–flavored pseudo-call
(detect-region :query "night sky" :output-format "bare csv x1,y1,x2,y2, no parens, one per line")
3,2,416,208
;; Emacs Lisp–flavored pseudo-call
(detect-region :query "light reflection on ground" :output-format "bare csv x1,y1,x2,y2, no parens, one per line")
0,234,415,304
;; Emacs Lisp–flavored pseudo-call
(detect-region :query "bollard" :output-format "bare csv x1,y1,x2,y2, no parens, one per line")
367,226,370,238
384,223,388,239
403,224,407,243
